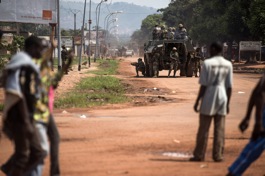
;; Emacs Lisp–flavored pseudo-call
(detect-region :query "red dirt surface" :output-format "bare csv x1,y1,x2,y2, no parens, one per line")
0,57,265,176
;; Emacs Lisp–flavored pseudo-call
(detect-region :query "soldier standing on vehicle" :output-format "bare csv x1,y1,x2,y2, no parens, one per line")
160,25,166,40
167,27,175,40
152,25,161,40
168,47,179,77
163,30,168,40
175,23,187,39
61,45,68,74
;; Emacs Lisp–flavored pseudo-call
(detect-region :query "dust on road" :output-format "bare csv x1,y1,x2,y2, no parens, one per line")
0,57,264,176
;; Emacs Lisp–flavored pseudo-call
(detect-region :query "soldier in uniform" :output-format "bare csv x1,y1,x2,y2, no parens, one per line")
152,25,161,40
132,58,145,77
194,48,203,77
167,27,175,40
175,23,187,39
163,30,168,40
186,51,196,77
152,53,160,78
61,45,68,74
160,25,166,40
168,47,179,77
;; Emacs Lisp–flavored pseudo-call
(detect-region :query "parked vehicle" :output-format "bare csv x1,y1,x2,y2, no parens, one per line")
125,50,134,57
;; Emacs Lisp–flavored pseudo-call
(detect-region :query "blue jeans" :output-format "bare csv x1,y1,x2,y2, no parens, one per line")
228,109,265,176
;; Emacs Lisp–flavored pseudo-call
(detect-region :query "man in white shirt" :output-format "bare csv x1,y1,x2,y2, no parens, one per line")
190,42,233,162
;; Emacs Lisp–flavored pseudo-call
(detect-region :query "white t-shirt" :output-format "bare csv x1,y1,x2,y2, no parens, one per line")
199,56,233,116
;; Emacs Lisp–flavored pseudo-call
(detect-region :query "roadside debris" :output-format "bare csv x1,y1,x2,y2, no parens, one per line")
162,152,193,158
62,110,68,114
80,115,87,119
143,87,160,93
173,139,180,144
200,164,208,168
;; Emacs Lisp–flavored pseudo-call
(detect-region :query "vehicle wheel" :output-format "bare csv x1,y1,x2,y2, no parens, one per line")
145,64,150,77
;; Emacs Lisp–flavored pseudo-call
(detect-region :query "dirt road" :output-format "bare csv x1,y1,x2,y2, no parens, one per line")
1,57,264,176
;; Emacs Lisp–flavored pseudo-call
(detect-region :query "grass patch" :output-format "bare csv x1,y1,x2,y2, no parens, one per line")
90,60,119,75
52,57,81,68
54,76,128,109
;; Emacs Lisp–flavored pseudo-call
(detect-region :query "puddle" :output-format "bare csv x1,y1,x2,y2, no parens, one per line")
162,152,193,158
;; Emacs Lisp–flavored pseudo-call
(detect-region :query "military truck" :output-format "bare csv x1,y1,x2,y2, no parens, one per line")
144,39,194,77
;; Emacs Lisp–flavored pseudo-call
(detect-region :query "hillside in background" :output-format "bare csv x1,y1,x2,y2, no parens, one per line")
61,1,159,35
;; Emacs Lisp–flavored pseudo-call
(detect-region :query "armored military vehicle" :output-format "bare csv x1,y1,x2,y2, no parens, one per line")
144,39,194,77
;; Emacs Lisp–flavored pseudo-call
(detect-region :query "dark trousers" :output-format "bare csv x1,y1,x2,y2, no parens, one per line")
193,114,225,161
47,115,60,176
1,101,45,176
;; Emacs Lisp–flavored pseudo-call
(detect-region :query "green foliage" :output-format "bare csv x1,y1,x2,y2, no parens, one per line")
90,60,119,75
0,54,10,69
61,29,81,36
158,0,197,28
55,59,128,109
131,14,163,46
132,0,265,45
77,76,124,93
141,14,164,34
54,76,128,108
6,35,25,54
247,0,265,42
0,35,25,69
20,23,50,36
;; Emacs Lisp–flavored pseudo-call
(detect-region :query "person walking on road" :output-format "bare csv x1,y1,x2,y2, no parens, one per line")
35,39,73,176
227,73,265,176
1,36,45,176
190,42,233,162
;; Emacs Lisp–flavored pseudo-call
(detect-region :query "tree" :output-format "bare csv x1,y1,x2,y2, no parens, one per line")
6,35,25,54
132,0,265,51
247,0,265,43
158,0,197,29
141,14,163,35
131,14,163,46
131,30,144,45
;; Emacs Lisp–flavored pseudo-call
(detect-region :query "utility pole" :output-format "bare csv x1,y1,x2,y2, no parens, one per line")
57,0,62,70
69,9,80,36
94,0,107,62
78,0,87,71
88,0,92,67
74,13,76,35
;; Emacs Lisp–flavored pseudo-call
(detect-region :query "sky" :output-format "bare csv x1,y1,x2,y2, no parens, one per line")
65,0,171,9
